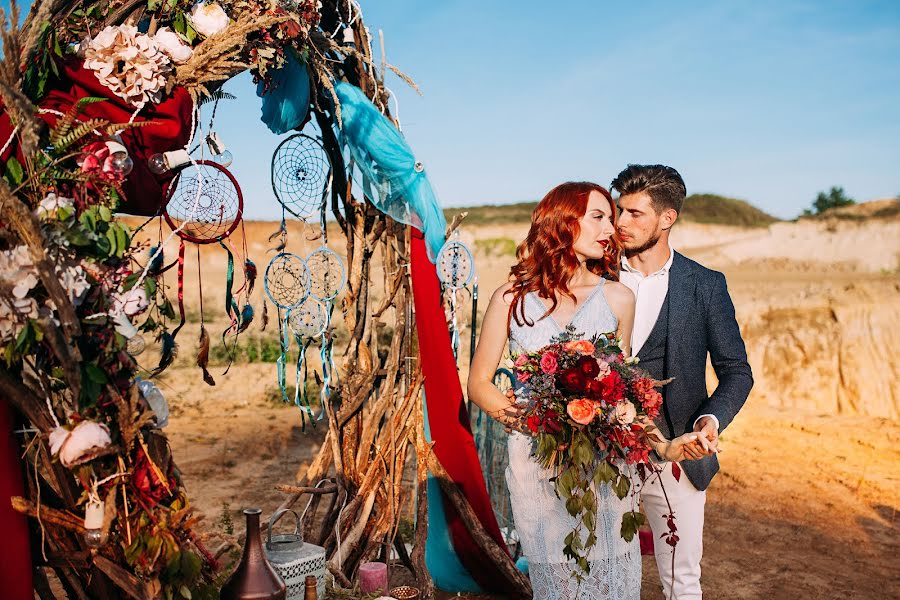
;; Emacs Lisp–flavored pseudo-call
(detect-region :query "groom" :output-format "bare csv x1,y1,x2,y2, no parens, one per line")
610,164,753,599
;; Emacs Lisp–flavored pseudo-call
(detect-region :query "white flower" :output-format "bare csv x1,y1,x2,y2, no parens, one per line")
112,287,149,317
56,263,91,306
189,2,230,37
614,401,637,425
83,25,171,106
35,193,75,221
0,297,39,342
154,27,193,63
49,421,112,467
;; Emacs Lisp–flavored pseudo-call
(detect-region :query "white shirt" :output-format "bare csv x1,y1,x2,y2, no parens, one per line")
619,246,674,356
620,246,719,432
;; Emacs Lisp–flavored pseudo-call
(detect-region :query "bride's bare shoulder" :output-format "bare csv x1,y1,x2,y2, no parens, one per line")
491,282,516,306
602,280,635,310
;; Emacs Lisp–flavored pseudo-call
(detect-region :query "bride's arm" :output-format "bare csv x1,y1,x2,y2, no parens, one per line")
604,281,635,356
467,283,522,430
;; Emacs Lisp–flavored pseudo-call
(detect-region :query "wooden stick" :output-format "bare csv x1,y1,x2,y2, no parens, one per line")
274,483,338,495
10,496,85,534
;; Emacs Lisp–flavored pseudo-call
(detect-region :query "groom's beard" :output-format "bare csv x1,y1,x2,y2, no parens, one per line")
622,230,663,257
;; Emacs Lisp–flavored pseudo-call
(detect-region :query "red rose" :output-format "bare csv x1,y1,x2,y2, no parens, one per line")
577,355,600,379
600,371,625,402
558,368,587,394
527,414,541,434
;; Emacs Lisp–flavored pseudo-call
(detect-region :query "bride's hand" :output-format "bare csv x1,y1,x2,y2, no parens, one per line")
658,432,715,462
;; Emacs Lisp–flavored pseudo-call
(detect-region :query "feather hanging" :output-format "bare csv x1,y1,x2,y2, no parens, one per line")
244,258,257,296
237,304,254,334
151,331,177,376
197,325,215,386
261,299,269,331
148,245,164,276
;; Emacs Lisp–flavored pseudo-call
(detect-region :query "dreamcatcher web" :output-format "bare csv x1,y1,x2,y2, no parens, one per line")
306,247,346,302
437,240,474,289
264,253,311,310
288,300,327,339
271,133,332,219
164,161,243,244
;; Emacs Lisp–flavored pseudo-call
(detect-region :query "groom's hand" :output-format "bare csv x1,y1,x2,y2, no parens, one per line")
693,416,720,453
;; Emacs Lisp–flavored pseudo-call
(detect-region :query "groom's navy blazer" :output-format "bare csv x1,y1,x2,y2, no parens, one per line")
635,252,753,491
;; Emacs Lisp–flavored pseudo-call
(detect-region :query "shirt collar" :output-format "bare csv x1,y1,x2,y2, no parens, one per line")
621,245,675,277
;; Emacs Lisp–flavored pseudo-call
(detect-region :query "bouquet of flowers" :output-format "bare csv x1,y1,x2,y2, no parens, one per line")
512,327,675,576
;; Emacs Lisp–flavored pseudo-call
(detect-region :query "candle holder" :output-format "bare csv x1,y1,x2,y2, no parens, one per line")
389,586,420,600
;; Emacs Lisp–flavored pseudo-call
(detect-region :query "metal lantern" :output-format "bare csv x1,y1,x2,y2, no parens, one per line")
264,508,326,599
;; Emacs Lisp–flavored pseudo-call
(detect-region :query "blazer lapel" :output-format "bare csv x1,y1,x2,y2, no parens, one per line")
665,252,696,368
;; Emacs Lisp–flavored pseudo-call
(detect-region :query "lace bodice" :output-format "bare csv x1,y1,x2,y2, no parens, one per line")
505,279,641,599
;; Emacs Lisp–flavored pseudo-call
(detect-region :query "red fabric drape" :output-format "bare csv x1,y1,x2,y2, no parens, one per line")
410,228,509,590
0,400,32,600
0,60,193,216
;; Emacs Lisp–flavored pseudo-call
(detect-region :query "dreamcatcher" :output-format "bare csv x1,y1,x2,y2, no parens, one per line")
436,235,476,362
265,131,345,426
154,158,254,384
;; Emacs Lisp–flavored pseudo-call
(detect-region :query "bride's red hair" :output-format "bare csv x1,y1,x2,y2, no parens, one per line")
507,181,621,327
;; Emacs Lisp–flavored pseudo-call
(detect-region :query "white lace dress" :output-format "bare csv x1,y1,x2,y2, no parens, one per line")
507,280,641,599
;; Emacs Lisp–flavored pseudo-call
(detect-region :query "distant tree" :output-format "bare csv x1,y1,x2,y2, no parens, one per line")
804,186,855,215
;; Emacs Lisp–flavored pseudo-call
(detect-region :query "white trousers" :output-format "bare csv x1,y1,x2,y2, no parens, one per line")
640,462,706,599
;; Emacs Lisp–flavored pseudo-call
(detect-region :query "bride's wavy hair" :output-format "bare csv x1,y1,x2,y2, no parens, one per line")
507,181,621,328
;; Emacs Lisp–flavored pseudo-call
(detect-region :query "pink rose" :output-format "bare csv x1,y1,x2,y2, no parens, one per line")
514,354,529,367
567,398,598,425
540,352,558,374
596,360,611,379
564,340,595,354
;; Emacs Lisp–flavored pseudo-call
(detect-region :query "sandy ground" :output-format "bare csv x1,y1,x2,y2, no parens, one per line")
134,208,900,598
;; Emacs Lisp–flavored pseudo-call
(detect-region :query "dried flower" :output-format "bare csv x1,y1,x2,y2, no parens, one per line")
49,421,112,467
189,2,230,37
82,25,171,106
111,287,149,317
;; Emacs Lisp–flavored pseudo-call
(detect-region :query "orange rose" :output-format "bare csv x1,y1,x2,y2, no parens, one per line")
564,340,595,354
566,398,598,425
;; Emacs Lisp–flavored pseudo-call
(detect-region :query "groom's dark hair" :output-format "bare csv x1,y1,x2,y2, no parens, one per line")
610,164,687,214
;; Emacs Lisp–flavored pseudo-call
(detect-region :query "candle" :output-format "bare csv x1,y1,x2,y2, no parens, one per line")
358,561,388,594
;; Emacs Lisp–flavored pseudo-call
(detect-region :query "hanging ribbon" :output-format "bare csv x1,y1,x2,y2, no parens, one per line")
275,309,291,405
171,240,187,340
292,337,315,429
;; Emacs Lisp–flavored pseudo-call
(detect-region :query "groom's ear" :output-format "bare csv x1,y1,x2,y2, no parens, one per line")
661,208,678,230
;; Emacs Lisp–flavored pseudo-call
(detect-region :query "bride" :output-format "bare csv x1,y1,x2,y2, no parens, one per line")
467,182,710,599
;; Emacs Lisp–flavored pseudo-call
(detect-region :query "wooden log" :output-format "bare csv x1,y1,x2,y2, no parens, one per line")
10,496,86,534
92,556,161,600
425,452,532,599
410,394,434,597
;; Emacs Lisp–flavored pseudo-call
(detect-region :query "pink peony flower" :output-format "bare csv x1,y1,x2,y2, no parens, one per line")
49,421,112,467
596,359,611,379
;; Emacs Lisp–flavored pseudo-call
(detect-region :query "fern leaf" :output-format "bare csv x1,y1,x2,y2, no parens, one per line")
49,97,108,147
198,90,237,106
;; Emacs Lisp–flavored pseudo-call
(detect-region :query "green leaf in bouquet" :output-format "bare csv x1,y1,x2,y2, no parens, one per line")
565,493,581,517
613,474,631,500
576,557,589,575
557,467,575,498
620,511,646,542
581,489,595,512
581,506,596,531
593,460,617,486
572,431,593,468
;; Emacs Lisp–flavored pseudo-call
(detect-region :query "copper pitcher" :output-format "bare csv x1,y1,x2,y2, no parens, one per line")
220,508,287,600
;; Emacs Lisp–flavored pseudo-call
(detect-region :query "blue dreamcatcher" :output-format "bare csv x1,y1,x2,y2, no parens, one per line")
436,236,476,362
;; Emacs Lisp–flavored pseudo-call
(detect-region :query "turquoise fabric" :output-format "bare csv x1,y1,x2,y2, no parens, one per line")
333,81,447,261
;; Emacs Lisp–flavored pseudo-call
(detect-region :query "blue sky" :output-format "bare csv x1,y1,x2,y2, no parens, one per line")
6,0,900,219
